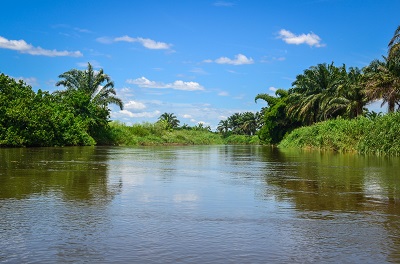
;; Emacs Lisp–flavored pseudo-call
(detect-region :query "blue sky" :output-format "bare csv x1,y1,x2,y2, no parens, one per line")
1,0,399,129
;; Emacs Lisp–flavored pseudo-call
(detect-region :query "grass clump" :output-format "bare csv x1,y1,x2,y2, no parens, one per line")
97,121,262,146
223,135,260,145
279,113,400,156
358,113,400,155
101,121,226,146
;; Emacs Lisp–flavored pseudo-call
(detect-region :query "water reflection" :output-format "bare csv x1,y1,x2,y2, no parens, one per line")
261,148,400,213
1,145,400,263
0,147,121,202
258,148,400,262
0,147,123,263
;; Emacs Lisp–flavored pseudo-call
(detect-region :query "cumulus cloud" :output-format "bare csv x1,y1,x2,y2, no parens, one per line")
12,76,39,87
269,86,278,92
206,54,254,65
115,36,171,50
97,35,172,50
126,77,205,91
0,36,83,57
119,109,160,118
278,29,325,47
125,100,146,110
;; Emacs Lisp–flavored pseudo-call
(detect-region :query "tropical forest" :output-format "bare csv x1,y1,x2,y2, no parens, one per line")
1,26,400,155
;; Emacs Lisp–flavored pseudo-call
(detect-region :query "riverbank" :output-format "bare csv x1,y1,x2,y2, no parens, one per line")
279,112,400,156
95,121,260,146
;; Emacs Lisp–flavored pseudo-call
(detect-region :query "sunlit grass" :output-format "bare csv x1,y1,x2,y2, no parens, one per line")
96,121,259,146
279,112,400,156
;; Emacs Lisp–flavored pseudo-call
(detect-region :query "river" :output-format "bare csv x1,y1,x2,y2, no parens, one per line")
0,145,399,263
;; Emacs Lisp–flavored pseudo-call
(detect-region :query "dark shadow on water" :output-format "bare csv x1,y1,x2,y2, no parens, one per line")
0,146,122,203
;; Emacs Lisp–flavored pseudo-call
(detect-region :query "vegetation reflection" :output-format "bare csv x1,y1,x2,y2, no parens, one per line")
259,148,400,214
0,147,121,202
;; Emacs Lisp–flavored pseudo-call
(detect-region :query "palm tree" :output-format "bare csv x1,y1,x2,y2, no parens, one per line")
240,112,258,136
287,63,344,125
363,58,400,113
388,25,400,60
55,62,123,110
323,67,369,119
158,112,180,129
227,113,243,134
217,119,230,134
54,63,124,135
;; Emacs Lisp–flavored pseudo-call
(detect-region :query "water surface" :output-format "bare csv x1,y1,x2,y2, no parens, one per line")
1,146,400,263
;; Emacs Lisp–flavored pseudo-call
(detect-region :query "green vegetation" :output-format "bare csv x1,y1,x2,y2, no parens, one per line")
96,121,259,146
2,26,400,154
0,63,123,147
0,69,258,147
217,111,261,136
0,73,96,147
249,25,400,155
279,113,400,156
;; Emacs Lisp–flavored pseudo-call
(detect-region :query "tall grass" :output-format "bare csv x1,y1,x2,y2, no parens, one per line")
96,121,259,146
279,113,400,156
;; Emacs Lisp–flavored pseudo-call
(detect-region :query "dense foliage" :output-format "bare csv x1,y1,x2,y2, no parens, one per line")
217,111,261,136
255,89,300,144
245,25,400,151
2,25,400,154
0,74,95,147
0,63,123,147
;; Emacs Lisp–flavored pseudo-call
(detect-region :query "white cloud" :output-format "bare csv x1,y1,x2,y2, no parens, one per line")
125,100,146,110
126,77,205,91
208,54,254,65
77,60,101,68
114,35,172,50
0,36,83,57
119,110,160,118
269,86,278,92
183,114,192,119
218,91,229,96
12,76,39,87
278,29,325,47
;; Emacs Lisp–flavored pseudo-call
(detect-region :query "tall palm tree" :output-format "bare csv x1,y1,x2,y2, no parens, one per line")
217,119,230,134
227,113,243,134
158,112,180,129
240,112,258,136
388,25,400,60
363,58,400,113
323,67,369,118
287,63,343,125
55,63,123,110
